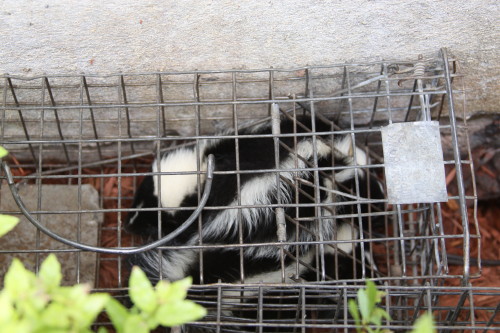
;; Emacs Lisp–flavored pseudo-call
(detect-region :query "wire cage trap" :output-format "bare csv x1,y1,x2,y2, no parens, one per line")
0,48,497,332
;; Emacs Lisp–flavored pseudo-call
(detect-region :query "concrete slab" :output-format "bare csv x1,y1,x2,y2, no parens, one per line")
0,184,102,286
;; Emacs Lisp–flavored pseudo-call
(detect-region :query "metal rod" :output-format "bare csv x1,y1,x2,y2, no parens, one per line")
441,47,470,283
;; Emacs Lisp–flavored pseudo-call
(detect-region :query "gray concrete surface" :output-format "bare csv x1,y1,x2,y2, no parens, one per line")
0,0,498,115
0,184,102,286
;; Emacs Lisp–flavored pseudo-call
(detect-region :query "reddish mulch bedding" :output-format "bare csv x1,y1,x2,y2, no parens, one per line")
439,143,500,327
94,161,152,290
439,198,500,326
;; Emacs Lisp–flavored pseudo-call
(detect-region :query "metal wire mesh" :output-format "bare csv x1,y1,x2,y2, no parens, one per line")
1,48,498,332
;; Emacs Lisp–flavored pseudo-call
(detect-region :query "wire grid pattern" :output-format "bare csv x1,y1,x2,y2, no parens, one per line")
0,49,497,332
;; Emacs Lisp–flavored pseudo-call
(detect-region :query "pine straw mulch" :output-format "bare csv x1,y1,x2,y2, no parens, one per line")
438,144,500,327
439,198,500,326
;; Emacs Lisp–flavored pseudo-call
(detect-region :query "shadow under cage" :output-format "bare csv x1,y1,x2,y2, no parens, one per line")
0,48,495,332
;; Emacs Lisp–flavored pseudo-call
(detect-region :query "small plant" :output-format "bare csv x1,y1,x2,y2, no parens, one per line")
348,280,392,333
105,267,207,333
1,255,110,333
0,255,206,333
348,281,436,333
410,312,436,333
0,211,19,238
0,147,20,238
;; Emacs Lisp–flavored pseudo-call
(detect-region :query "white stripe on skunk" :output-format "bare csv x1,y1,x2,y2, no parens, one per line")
153,148,207,209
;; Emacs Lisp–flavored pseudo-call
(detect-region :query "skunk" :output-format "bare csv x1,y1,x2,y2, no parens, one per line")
126,114,385,330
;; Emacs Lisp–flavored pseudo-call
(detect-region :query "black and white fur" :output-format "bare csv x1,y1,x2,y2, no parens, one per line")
126,115,385,328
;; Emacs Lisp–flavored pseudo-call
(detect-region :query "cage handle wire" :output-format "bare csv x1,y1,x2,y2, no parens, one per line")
0,154,215,255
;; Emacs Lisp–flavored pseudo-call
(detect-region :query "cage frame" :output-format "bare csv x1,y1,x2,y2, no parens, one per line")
1,48,497,332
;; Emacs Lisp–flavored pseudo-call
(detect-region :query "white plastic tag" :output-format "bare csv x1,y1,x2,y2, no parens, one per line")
381,121,448,204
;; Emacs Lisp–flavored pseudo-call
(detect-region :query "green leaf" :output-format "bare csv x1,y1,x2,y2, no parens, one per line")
156,277,192,304
41,302,70,328
370,310,382,327
366,327,376,333
16,300,42,327
105,297,129,333
51,285,75,305
369,307,392,329
129,266,157,313
124,314,149,333
0,146,8,158
366,280,379,308
357,287,370,323
411,313,436,333
2,320,31,333
375,306,392,322
0,293,15,324
39,254,62,290
52,284,88,306
4,259,34,298
155,300,207,327
0,214,20,238
348,299,362,333
78,293,110,327
97,327,109,333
